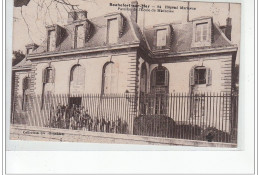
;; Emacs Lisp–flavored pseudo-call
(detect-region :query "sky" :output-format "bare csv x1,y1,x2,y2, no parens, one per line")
12,0,241,62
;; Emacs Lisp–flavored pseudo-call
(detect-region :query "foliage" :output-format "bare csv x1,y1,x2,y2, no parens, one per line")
133,115,176,137
200,127,231,142
12,50,25,66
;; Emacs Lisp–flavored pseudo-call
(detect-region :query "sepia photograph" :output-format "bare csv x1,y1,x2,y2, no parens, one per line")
10,0,241,148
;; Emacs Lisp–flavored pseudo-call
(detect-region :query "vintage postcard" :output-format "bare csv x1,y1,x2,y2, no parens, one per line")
10,0,241,147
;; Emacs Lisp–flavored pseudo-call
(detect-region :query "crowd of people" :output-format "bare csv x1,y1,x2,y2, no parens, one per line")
49,104,128,134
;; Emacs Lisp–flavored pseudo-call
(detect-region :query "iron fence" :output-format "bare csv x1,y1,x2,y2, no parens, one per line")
11,92,238,143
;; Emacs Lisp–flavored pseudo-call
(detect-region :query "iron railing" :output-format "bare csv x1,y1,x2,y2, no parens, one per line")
11,92,238,143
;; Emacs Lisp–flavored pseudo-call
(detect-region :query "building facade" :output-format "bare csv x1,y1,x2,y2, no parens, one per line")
12,6,237,131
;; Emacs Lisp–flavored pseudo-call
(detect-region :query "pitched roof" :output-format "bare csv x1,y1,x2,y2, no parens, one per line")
29,13,236,58
144,21,235,54
12,57,32,70
32,14,145,55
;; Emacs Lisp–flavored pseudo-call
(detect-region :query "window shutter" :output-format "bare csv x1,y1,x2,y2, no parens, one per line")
206,68,212,85
43,68,47,83
165,69,169,86
190,68,195,86
56,26,61,47
51,68,55,83
85,22,92,42
23,78,30,90
166,26,172,49
118,16,126,38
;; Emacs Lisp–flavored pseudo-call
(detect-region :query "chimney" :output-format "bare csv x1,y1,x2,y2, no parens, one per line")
131,1,138,23
225,17,232,41
68,10,88,23
25,43,38,55
187,2,190,22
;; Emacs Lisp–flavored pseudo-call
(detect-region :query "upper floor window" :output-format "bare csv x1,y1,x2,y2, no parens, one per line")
102,62,118,94
190,66,212,86
47,30,55,51
43,67,55,83
75,25,84,48
156,29,167,47
107,18,118,44
192,17,212,47
195,23,208,42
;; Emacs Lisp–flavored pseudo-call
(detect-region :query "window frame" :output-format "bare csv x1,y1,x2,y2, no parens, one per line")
192,17,212,47
74,24,85,49
195,22,208,43
47,29,56,52
107,18,119,44
43,66,55,84
194,66,207,85
153,24,172,51
190,66,212,86
151,66,169,87
101,62,118,95
156,29,167,47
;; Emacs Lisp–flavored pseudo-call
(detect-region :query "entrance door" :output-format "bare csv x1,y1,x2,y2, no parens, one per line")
69,97,82,108
150,66,169,115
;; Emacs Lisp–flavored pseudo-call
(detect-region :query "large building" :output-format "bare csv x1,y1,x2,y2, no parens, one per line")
11,4,237,133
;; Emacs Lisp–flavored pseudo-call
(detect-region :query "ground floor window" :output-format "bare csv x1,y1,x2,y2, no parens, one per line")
22,77,30,111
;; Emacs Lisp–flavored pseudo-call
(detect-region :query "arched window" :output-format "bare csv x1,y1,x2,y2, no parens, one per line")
42,66,55,109
69,64,85,107
190,66,212,86
43,66,55,83
22,77,30,110
70,65,85,84
150,66,169,90
69,64,85,94
102,62,118,94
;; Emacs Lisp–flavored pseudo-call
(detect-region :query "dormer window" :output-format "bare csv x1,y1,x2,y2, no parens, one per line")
46,25,66,52
107,18,118,44
156,29,167,47
192,17,212,47
195,23,208,42
153,24,173,50
105,13,126,45
47,30,55,51
75,25,84,48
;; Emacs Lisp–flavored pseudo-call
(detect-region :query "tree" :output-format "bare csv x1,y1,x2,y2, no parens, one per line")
14,0,31,7
12,50,25,66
